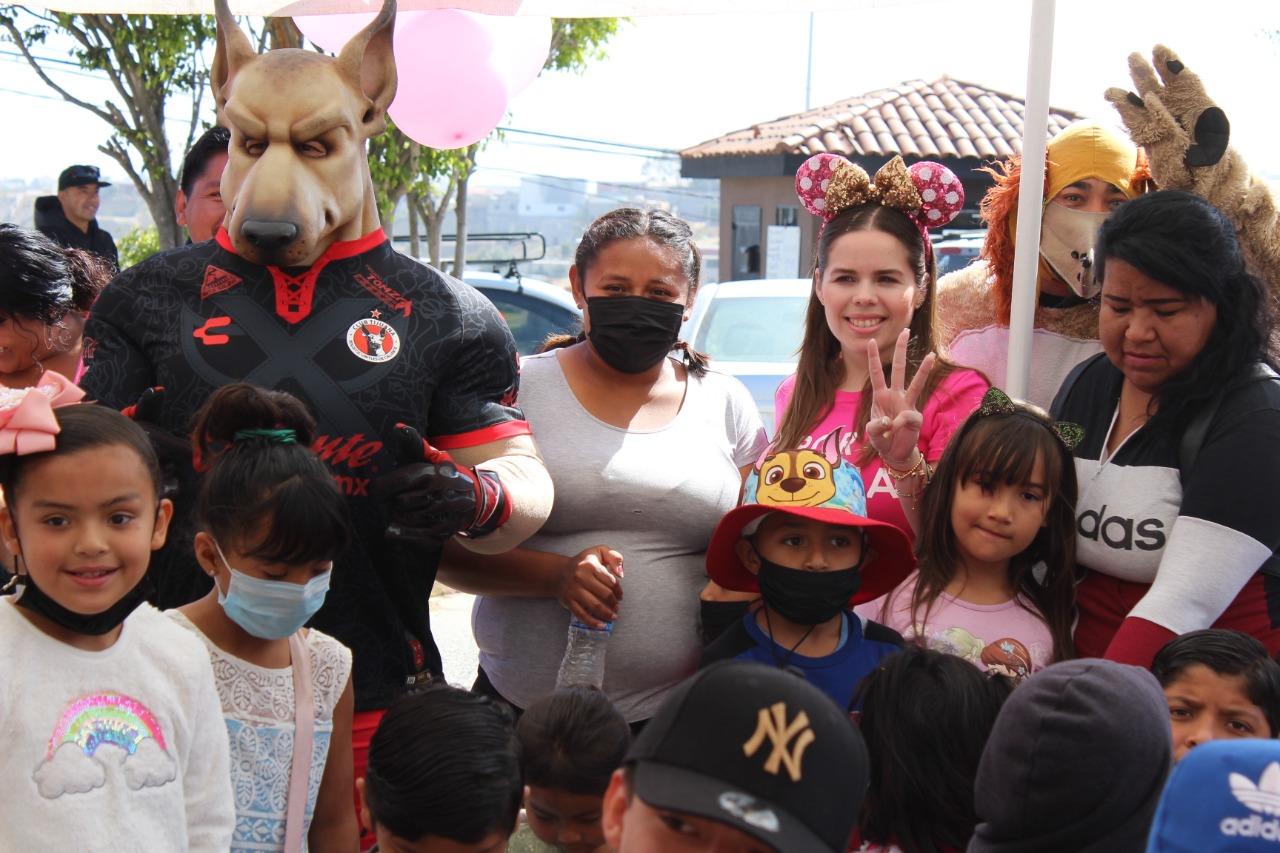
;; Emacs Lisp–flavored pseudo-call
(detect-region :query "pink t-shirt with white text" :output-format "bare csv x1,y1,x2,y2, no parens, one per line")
856,575,1054,680
773,368,988,540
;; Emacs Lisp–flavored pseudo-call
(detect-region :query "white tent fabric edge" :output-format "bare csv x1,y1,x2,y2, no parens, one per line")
1005,0,1053,401
20,0,943,16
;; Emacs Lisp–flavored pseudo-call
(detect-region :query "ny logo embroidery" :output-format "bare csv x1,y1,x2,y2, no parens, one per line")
742,702,815,782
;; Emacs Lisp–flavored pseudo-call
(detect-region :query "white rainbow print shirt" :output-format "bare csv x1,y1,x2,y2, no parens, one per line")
34,692,176,799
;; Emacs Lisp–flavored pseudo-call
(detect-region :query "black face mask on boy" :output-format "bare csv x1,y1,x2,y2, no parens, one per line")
755,547,864,626
585,295,685,374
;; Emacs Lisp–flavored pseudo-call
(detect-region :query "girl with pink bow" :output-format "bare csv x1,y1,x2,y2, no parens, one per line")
0,396,235,849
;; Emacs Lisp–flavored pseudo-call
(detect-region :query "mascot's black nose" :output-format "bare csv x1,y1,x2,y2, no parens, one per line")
241,220,299,252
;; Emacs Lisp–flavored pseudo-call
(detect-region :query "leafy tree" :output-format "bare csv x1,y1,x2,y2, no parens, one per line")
367,122,475,267
0,8,216,250
116,225,160,269
547,18,621,73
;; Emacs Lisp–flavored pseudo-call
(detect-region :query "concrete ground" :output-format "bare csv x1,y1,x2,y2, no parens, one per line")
429,588,481,689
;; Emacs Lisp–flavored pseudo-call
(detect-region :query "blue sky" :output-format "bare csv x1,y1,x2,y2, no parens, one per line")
1,0,1277,191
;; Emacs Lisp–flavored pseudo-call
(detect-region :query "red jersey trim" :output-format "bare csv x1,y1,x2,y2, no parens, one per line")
214,228,390,324
213,226,387,259
215,227,235,253
431,420,531,450
1104,616,1176,668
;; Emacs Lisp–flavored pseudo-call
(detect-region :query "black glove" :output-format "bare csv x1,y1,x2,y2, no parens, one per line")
121,387,192,499
370,423,510,545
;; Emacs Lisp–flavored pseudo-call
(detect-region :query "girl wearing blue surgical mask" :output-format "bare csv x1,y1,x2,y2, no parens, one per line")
169,383,358,853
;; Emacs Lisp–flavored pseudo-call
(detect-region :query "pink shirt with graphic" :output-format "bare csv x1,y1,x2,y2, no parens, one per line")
773,368,988,539
856,574,1054,680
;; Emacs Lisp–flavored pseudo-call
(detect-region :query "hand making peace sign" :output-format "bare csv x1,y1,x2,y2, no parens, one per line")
865,329,935,469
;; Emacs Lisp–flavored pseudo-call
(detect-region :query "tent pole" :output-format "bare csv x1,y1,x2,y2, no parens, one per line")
1005,0,1055,400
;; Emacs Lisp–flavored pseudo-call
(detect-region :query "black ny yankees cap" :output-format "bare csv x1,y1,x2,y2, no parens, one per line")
625,660,869,853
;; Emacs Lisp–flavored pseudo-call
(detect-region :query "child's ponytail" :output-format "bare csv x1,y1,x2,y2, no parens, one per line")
193,384,350,565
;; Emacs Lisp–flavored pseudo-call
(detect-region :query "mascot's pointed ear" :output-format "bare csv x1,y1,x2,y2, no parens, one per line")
336,0,398,137
211,0,256,112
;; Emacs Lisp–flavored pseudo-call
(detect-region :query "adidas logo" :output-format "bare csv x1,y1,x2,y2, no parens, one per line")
1232,763,1280,815
1222,763,1280,841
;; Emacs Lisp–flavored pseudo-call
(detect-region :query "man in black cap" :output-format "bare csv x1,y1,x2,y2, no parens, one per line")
601,660,870,853
33,164,118,269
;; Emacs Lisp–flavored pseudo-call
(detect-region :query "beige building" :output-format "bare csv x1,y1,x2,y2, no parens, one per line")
680,77,1081,281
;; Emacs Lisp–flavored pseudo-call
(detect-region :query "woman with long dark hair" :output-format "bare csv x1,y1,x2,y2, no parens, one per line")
1053,190,1280,667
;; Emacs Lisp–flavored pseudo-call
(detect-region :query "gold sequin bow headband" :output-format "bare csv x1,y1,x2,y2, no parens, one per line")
795,153,965,237
978,387,1085,450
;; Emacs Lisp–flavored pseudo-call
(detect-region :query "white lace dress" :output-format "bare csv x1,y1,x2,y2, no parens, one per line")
168,612,352,853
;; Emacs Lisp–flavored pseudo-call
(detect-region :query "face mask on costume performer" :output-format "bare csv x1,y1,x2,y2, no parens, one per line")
585,296,685,374
213,540,331,639
754,548,863,626
1040,203,1112,301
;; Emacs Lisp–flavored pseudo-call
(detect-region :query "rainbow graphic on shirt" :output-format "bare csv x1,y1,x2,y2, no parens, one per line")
45,693,168,759
33,692,177,800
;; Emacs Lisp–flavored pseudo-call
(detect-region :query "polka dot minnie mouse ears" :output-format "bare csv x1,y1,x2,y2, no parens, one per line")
795,153,965,238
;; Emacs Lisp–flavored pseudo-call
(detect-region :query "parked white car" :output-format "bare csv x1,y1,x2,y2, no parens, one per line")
683,278,811,434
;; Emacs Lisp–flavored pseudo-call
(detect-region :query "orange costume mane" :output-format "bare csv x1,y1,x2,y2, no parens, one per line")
977,129,1152,325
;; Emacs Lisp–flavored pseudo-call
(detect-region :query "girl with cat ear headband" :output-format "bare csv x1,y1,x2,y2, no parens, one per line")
773,153,991,539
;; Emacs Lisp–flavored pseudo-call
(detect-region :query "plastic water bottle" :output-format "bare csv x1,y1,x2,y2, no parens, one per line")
555,619,613,689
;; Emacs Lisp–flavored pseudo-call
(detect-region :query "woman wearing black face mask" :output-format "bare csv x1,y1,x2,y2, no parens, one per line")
439,208,768,728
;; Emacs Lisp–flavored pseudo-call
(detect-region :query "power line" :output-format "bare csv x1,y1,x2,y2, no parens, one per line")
482,173,718,225
0,47,89,71
497,126,679,157
0,53,686,166
500,137,672,161
486,167,718,201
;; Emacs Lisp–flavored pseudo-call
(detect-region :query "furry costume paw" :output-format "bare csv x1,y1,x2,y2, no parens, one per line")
1106,45,1280,295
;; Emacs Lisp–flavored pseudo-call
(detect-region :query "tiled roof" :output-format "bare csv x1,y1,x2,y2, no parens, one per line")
681,77,1083,162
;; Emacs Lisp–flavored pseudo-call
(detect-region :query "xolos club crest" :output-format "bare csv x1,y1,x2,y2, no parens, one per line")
346,311,401,363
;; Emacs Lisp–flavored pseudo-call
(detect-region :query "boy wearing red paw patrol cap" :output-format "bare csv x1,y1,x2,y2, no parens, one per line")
701,445,915,711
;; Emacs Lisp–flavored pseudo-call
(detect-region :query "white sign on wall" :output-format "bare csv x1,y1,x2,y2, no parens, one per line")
766,225,800,279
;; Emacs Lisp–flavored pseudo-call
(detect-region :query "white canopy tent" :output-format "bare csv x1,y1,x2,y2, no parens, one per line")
16,0,1058,398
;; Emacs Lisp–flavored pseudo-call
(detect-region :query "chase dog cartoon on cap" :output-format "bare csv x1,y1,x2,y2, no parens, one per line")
749,430,868,516
211,0,395,267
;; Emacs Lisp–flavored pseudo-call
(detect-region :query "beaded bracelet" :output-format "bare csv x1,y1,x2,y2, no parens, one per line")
883,450,926,482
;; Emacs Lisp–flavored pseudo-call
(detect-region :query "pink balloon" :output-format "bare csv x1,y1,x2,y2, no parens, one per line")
292,11,376,53
388,11,508,149
486,15,552,97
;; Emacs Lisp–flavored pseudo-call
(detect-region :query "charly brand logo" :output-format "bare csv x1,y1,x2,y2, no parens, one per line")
1221,762,1280,840
742,702,815,783
718,791,780,833
346,313,401,364
1076,505,1166,551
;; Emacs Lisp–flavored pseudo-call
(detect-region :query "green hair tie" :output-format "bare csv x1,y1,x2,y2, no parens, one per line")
233,428,297,445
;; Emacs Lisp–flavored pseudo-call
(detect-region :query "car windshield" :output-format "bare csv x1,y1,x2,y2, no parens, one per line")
694,295,807,362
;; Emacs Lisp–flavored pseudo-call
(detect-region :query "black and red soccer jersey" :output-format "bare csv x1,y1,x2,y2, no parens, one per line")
82,229,529,710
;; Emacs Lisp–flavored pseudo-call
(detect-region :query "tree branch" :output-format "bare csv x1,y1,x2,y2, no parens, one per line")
0,17,115,125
